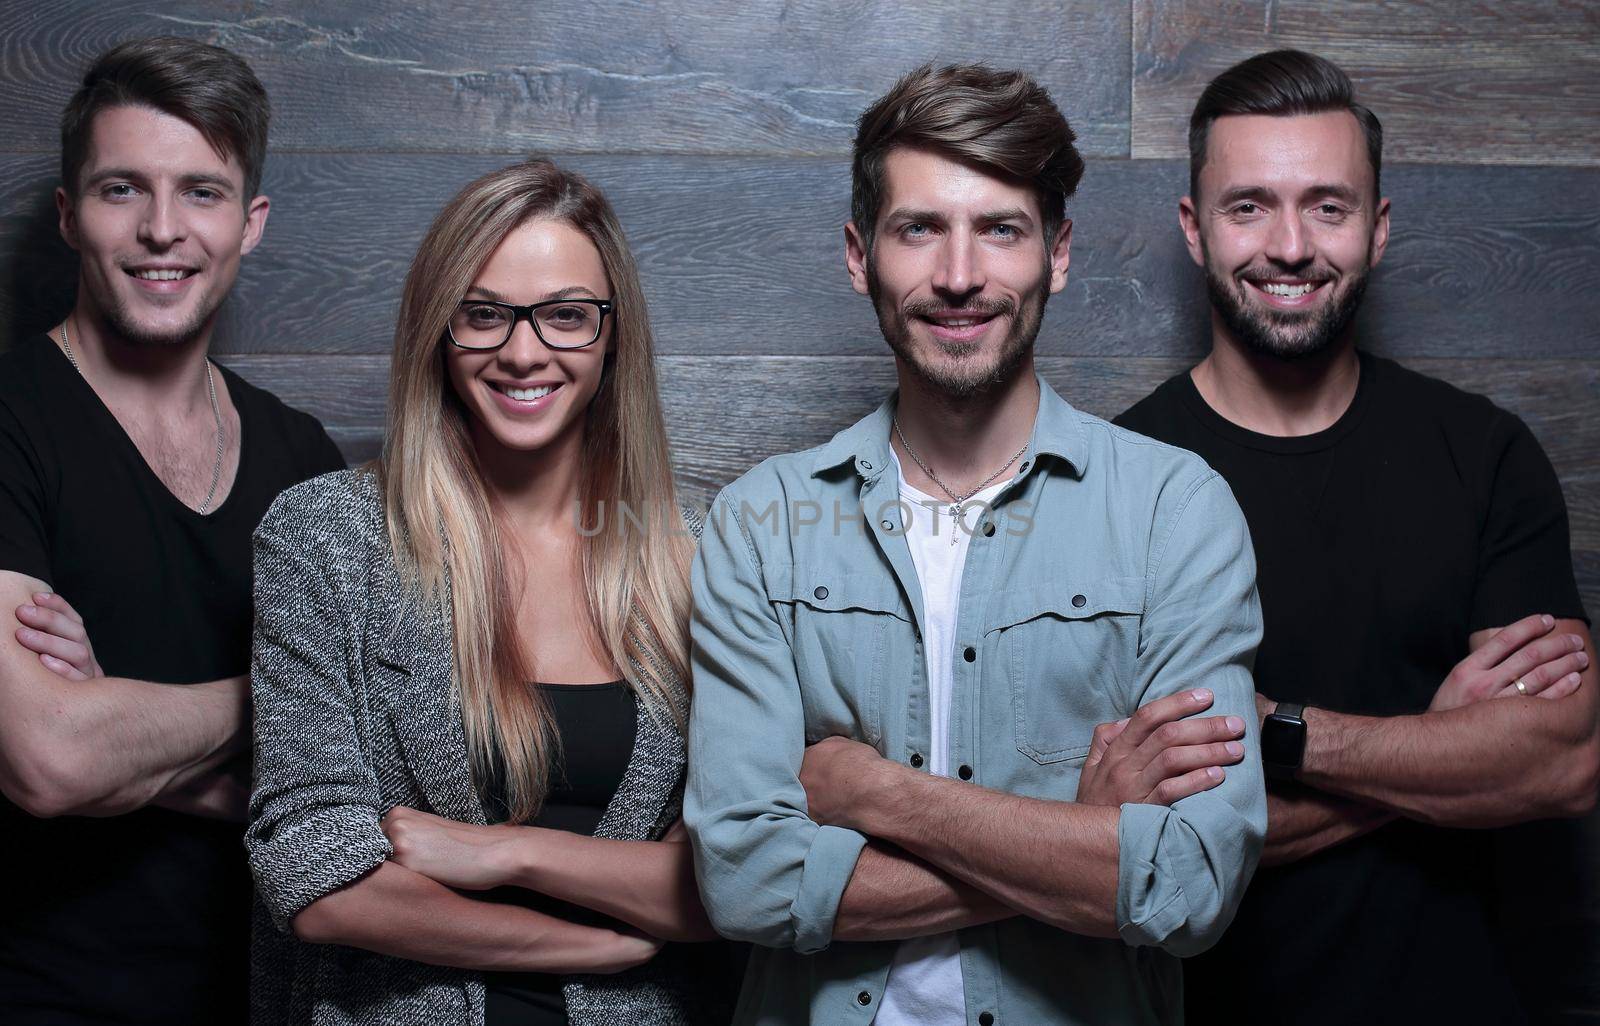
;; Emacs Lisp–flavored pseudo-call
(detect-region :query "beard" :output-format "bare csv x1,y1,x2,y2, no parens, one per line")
866,258,1048,399
92,266,223,348
1203,242,1370,361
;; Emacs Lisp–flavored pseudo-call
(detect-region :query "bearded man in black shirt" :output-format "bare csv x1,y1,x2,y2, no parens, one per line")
0,38,345,1025
1117,50,1598,1026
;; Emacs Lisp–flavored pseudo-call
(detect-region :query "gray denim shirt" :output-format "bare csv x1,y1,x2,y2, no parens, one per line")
686,376,1266,1026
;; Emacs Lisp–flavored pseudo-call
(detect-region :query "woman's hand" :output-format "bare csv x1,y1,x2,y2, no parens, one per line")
14,591,103,680
382,806,523,891
592,927,666,974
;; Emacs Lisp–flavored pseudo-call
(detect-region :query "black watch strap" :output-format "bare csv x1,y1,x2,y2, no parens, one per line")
1262,702,1307,780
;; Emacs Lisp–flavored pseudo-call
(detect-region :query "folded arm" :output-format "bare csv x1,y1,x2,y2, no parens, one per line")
382,807,717,942
293,859,659,974
684,493,873,952
806,473,1267,955
1293,621,1598,828
0,569,249,818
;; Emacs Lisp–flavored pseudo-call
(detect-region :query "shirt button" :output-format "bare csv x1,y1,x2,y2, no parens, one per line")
980,1013,995,1026
1072,593,1087,608
857,991,872,1005
958,764,973,780
814,586,829,601
860,460,873,470
982,521,995,537
963,646,976,662
881,519,894,531
909,752,925,769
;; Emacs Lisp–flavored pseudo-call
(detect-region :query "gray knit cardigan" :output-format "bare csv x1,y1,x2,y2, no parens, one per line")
245,469,709,1026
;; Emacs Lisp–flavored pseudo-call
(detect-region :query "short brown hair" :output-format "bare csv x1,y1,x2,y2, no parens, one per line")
1189,49,1382,199
851,63,1084,252
60,36,271,200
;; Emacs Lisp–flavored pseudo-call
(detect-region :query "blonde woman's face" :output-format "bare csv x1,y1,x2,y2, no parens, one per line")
445,218,612,459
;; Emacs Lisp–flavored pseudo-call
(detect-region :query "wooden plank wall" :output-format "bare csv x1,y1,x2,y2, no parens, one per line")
1,0,1596,1017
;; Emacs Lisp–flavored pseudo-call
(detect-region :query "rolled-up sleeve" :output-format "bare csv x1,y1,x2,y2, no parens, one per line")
1116,471,1266,957
684,490,867,952
246,490,392,933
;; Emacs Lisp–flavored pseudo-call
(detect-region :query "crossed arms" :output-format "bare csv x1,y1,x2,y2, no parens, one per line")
685,474,1267,956
1260,613,1598,868
0,568,249,819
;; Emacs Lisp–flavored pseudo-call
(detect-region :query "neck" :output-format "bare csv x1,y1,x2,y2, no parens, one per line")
1191,317,1360,437
471,419,588,535
891,355,1039,494
55,302,216,412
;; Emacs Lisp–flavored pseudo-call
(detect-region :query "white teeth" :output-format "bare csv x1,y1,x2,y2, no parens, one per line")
1260,282,1315,298
499,384,556,401
133,269,189,281
937,318,981,328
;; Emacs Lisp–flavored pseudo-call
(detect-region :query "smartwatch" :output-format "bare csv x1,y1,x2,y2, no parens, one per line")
1261,701,1307,781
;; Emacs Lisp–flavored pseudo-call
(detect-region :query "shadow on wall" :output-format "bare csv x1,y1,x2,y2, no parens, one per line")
2,186,77,354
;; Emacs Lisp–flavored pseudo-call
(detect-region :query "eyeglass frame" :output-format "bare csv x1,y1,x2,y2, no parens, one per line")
444,297,616,352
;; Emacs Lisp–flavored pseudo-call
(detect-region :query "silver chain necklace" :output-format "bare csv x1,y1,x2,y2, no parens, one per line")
60,320,226,515
893,415,1028,529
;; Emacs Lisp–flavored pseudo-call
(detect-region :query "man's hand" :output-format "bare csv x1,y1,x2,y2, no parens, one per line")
382,806,522,891
1076,688,1246,807
14,592,102,680
799,736,899,831
1430,613,1588,712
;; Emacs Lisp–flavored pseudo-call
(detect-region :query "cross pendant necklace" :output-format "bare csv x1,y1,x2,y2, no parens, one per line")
893,417,1028,544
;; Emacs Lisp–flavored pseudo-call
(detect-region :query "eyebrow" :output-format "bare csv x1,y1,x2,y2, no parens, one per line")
463,285,601,303
81,168,238,192
884,206,1036,226
1215,183,1364,206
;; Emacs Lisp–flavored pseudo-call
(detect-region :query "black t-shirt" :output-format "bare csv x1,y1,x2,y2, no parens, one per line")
1115,352,1587,1026
0,334,345,1025
483,682,639,1026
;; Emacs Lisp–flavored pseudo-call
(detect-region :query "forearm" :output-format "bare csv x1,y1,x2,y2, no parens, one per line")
1299,696,1600,827
1260,785,1394,868
857,769,1120,937
152,755,251,822
509,829,716,942
3,670,248,817
833,841,1015,941
294,860,648,974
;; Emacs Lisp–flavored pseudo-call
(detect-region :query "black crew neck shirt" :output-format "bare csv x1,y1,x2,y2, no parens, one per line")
0,334,346,1025
1116,351,1586,1026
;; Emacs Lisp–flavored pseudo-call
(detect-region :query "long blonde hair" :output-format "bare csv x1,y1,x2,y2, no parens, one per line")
381,159,691,821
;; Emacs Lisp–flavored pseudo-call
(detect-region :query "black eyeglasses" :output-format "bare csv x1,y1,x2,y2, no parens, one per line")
446,298,614,351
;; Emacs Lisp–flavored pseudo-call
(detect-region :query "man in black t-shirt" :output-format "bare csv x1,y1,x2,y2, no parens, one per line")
1115,51,1597,1025
0,39,344,1025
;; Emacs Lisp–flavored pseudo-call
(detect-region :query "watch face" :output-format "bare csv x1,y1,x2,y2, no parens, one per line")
1262,712,1306,769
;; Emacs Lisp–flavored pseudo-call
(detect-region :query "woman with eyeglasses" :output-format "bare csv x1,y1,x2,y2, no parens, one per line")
244,160,731,1026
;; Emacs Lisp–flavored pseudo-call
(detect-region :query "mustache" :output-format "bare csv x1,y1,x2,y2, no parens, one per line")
902,296,1017,320
1237,266,1336,285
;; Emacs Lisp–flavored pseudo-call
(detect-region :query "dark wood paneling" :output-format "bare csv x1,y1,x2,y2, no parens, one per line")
1132,0,1600,165
5,155,1597,360
218,352,1600,589
0,0,1130,157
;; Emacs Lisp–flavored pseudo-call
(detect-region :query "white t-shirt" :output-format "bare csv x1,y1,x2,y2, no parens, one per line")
874,453,1006,1026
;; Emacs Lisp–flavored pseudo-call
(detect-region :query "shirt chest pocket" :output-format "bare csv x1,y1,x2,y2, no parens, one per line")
767,566,909,747
986,577,1145,765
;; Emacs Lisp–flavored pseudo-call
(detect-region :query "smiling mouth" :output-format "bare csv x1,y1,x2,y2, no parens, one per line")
127,268,198,281
1242,278,1332,304
490,382,561,402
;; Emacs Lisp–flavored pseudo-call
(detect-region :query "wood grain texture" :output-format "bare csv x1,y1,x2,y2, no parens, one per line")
215,352,1599,607
1132,0,1600,165
4,154,1597,360
0,0,1130,157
